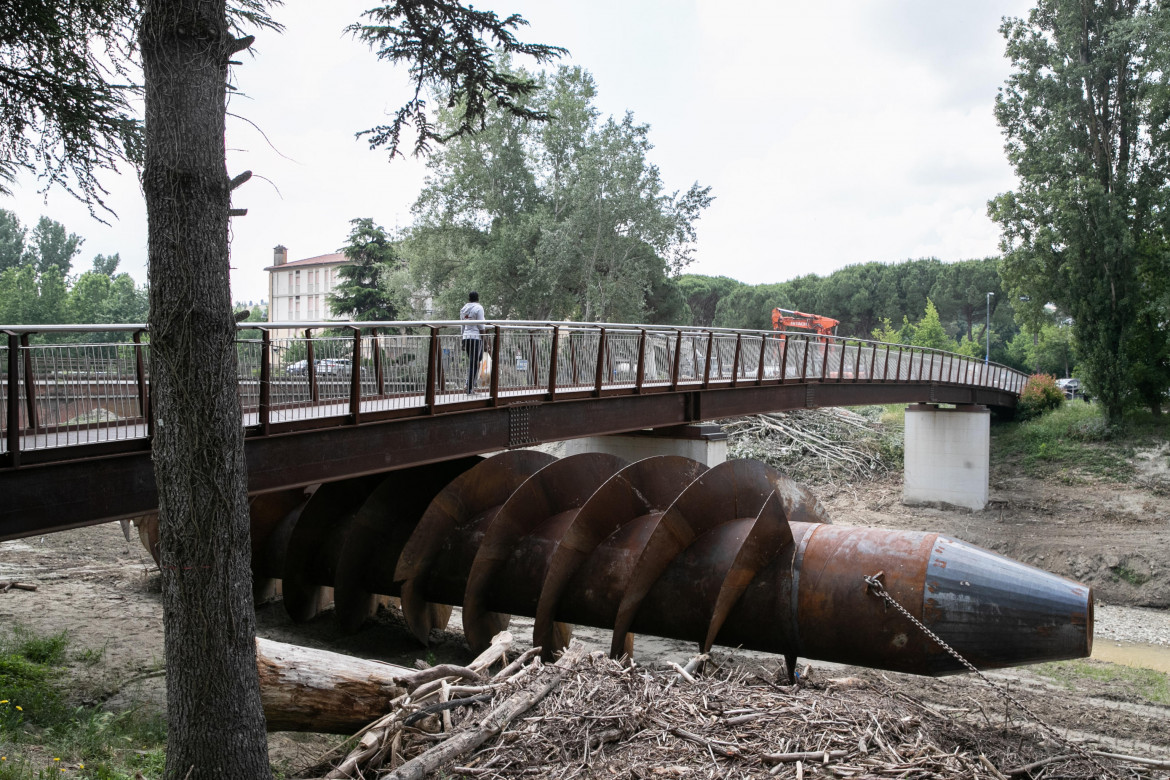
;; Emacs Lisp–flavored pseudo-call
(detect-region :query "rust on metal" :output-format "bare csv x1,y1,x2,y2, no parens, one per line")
226,452,1092,677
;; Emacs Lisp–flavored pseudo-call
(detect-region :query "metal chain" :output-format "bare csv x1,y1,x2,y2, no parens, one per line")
862,572,1117,779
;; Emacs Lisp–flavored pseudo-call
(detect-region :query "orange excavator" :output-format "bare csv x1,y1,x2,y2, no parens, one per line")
771,308,839,338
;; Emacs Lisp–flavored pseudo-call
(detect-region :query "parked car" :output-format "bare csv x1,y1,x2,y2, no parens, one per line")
316,358,369,378
1056,377,1087,401
285,359,310,376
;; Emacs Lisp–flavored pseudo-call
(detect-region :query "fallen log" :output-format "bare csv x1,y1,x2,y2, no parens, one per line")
257,632,514,733
257,637,415,733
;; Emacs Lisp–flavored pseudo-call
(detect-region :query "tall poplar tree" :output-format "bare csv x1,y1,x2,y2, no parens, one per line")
989,0,1170,422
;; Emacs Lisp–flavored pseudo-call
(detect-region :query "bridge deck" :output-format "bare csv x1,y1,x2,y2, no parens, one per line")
1,320,1024,539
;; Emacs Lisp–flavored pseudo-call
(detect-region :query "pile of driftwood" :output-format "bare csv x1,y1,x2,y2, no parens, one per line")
723,408,901,487
272,635,1157,780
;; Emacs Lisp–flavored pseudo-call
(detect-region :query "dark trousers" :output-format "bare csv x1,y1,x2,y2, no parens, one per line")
464,338,484,392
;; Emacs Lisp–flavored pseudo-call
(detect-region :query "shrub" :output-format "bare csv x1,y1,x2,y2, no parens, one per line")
1016,373,1065,421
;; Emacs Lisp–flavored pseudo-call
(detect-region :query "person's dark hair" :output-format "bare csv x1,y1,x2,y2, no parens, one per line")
468,291,479,302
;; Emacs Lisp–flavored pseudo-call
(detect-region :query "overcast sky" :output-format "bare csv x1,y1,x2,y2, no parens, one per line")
5,0,1032,307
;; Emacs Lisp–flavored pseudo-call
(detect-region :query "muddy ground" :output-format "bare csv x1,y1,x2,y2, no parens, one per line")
0,453,1168,776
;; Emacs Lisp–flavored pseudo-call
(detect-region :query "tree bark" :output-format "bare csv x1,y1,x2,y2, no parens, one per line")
256,638,412,733
140,1,271,777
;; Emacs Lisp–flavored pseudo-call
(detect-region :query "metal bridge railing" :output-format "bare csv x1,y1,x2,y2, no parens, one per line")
2,321,1027,461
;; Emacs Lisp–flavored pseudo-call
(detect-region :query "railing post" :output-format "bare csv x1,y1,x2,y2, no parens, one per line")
635,329,647,393
547,326,561,400
489,325,502,404
305,328,318,404
259,329,271,435
869,343,878,381
20,334,37,431
926,350,935,382
5,332,19,466
756,334,767,385
800,336,811,382
702,331,714,388
779,335,790,384
894,347,903,381
349,326,362,424
424,326,439,412
730,333,742,388
671,330,683,390
819,336,830,380
594,327,607,396
853,340,862,382
570,332,580,386
372,327,385,396
133,329,151,435
881,345,890,381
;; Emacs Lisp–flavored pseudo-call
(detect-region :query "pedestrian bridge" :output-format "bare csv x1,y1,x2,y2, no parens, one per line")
1,320,1025,538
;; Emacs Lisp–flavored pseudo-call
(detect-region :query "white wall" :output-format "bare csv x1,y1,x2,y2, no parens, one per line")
903,404,990,511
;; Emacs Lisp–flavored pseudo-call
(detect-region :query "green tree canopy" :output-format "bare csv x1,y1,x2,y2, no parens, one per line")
26,215,82,276
92,252,121,277
330,218,409,320
989,0,1170,420
406,65,712,323
908,299,957,351
676,274,744,327
0,209,26,270
0,0,141,207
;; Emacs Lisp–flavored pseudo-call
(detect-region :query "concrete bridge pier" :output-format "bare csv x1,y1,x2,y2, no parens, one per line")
902,403,990,511
555,423,728,467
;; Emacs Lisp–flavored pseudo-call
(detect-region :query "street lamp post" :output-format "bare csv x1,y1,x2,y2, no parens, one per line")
985,292,994,364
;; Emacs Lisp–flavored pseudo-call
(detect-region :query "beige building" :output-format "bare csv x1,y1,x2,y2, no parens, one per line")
265,245,352,334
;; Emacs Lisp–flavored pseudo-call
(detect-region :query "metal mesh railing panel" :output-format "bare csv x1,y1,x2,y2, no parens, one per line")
640,330,677,385
676,333,709,384
707,334,738,381
553,329,600,390
601,330,642,387
18,342,147,451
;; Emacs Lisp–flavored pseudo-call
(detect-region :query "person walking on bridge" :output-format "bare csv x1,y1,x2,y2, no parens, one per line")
460,291,486,394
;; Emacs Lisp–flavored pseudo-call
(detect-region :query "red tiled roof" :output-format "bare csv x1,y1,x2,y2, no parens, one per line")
264,252,349,271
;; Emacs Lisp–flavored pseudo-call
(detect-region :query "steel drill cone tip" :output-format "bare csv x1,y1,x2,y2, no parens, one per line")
791,524,1092,675
918,535,1093,673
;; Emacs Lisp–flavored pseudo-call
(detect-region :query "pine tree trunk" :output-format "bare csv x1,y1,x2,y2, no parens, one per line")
140,2,271,778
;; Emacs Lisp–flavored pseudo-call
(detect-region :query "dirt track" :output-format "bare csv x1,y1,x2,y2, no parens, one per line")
0,460,1168,774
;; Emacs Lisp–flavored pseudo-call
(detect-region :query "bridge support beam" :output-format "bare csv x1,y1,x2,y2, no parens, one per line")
555,423,728,467
903,404,989,511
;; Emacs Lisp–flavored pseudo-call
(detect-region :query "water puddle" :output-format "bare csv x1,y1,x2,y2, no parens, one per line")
1092,640,1170,674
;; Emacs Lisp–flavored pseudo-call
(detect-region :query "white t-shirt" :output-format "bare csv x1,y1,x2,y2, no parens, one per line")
460,301,485,339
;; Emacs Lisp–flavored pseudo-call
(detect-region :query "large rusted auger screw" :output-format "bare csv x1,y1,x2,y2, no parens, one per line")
153,451,1093,676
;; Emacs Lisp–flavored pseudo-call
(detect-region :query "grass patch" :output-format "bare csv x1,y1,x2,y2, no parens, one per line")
0,625,167,779
1109,563,1152,586
991,403,1151,481
1032,659,1170,705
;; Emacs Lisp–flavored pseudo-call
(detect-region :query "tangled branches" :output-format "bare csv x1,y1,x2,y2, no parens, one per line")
308,648,1146,779
724,407,903,488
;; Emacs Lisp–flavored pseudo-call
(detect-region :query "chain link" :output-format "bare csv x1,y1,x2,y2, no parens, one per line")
862,572,1117,779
